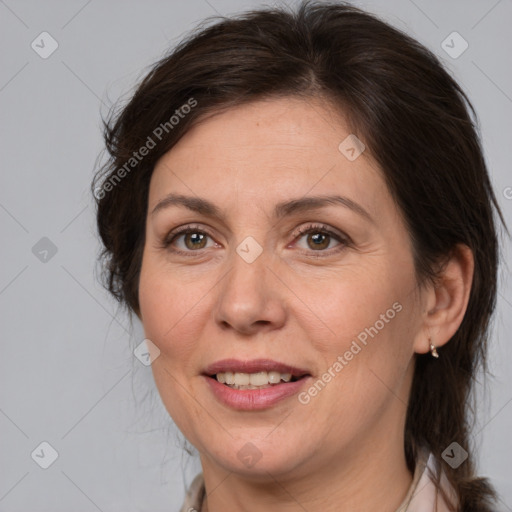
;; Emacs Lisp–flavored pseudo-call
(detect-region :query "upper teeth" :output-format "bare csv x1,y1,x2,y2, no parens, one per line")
216,371,293,386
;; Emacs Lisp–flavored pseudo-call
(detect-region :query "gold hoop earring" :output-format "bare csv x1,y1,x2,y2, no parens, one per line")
429,338,439,358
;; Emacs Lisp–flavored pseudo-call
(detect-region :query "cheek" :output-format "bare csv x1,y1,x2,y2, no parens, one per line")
138,261,209,437
295,265,407,352
138,258,204,368
301,269,414,406
300,318,412,449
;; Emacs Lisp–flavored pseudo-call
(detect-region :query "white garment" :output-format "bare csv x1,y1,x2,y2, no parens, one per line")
179,449,457,512
395,450,456,511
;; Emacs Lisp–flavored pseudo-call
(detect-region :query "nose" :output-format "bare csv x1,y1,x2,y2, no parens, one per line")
213,248,287,336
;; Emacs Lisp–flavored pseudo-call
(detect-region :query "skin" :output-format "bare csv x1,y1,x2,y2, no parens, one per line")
138,97,474,512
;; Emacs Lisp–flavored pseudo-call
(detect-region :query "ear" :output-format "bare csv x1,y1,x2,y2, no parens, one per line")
413,244,474,355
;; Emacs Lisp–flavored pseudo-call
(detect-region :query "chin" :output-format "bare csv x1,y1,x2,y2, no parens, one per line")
200,436,311,480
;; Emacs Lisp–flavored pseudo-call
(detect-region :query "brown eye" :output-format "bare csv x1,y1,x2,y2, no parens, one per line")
305,232,331,250
164,226,216,254
292,223,350,256
183,232,208,250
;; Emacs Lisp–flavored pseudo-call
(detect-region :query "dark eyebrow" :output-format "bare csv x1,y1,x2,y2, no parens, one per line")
151,193,373,223
273,195,373,223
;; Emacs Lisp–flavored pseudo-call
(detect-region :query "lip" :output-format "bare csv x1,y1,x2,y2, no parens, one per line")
203,358,310,377
204,377,311,410
202,358,312,410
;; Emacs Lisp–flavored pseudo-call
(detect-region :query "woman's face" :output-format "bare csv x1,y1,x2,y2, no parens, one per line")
139,97,427,480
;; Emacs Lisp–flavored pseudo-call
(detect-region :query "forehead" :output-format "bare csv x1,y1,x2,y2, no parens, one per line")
148,97,386,217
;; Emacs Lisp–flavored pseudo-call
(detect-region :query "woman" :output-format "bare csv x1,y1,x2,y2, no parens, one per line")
93,1,506,510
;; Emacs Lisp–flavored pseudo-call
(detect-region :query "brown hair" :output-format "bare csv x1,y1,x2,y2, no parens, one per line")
93,1,507,509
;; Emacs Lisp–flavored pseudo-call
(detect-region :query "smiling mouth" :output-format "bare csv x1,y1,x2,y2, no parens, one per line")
207,371,308,390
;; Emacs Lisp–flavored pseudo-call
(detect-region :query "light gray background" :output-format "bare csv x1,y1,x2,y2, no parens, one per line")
1,0,511,510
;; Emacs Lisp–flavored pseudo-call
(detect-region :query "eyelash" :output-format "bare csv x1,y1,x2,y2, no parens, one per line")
161,223,351,258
